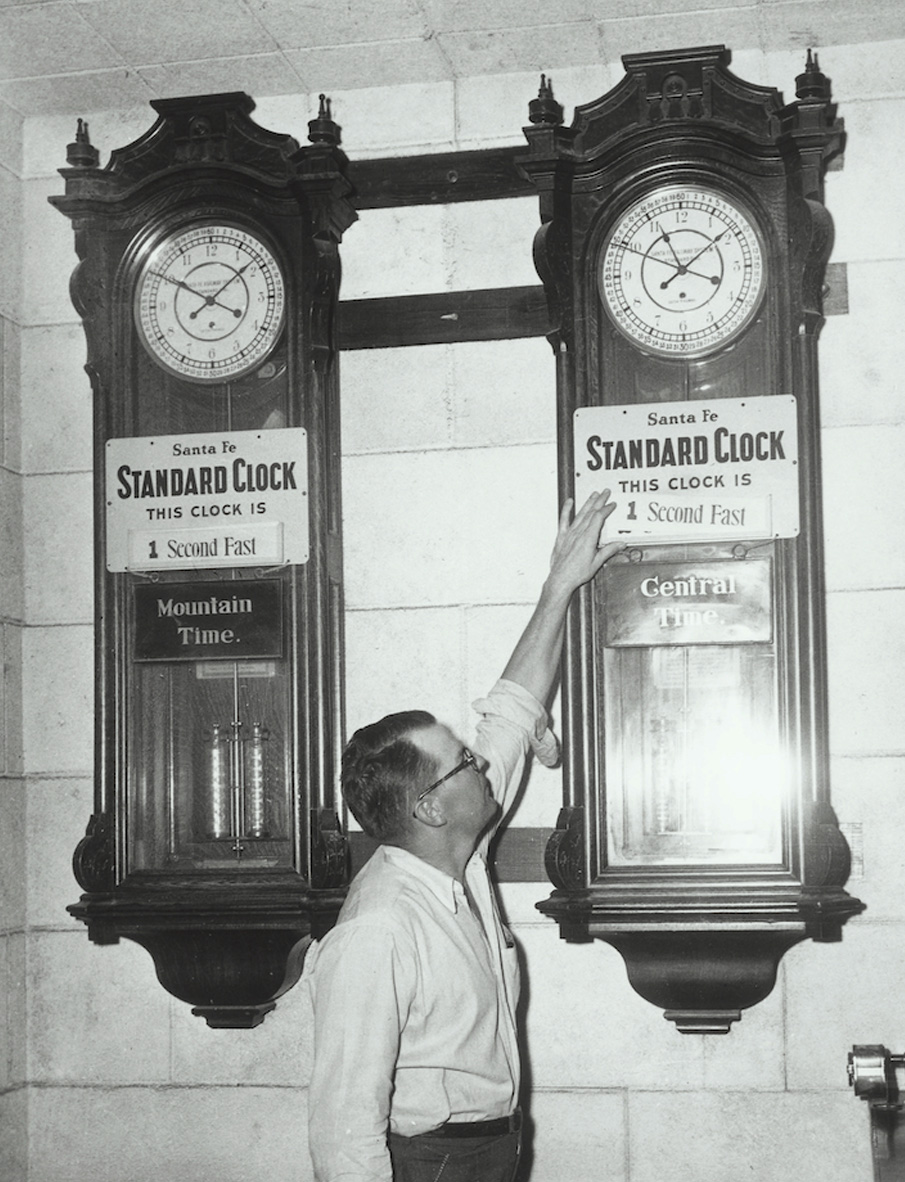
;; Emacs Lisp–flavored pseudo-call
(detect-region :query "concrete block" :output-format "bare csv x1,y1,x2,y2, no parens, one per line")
823,424,905,591
519,924,706,1091
1,315,22,472
22,624,93,775
0,167,22,324
826,588,905,756
21,177,74,327
819,260,905,429
28,1083,311,1182
444,197,538,290
0,467,23,624
826,98,905,263
0,101,23,178
0,778,25,933
341,205,449,299
809,38,905,102
602,8,759,64
344,605,464,740
5,933,25,1087
342,443,556,610
328,80,455,158
341,343,454,455
628,1089,864,1182
25,777,91,929
527,1089,627,1182
830,753,905,922
20,324,91,474
27,930,170,1084
0,624,23,776
0,1086,27,1182
289,41,452,103
450,338,555,449
24,472,92,625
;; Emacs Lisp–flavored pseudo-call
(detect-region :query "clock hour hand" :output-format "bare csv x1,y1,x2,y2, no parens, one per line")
660,230,682,270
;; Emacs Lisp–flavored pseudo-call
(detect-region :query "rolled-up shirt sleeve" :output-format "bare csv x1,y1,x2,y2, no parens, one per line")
307,921,413,1182
471,677,560,822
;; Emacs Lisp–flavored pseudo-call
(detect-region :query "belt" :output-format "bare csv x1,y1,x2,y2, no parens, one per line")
431,1111,522,1138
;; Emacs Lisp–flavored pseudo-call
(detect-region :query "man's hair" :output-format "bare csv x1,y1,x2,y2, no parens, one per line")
341,710,438,843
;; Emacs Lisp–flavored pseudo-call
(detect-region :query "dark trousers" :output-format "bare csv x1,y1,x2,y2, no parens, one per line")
388,1129,521,1182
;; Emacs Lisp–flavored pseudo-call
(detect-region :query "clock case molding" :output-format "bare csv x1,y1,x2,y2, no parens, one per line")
517,46,864,1032
51,92,355,1028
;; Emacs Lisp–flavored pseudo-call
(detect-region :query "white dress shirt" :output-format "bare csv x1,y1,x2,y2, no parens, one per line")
306,679,554,1182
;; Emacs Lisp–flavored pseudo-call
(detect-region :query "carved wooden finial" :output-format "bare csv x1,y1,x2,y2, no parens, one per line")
796,48,830,101
528,73,564,126
66,117,100,168
308,93,340,145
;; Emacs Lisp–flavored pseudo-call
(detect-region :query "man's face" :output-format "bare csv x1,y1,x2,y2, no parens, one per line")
413,723,499,839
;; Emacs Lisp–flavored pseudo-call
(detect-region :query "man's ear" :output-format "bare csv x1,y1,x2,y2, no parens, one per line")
412,792,446,829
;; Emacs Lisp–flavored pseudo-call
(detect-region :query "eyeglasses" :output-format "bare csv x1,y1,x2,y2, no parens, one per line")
415,748,479,804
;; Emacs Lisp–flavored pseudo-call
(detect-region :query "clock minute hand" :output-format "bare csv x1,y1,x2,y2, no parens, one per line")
617,242,681,273
680,230,729,274
149,270,208,302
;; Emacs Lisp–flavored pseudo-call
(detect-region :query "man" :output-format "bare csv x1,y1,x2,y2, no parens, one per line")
307,490,619,1182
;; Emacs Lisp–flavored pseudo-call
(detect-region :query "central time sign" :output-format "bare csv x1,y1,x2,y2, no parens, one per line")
574,395,799,543
106,427,308,572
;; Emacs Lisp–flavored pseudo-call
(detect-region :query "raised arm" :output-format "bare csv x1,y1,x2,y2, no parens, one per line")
500,490,620,705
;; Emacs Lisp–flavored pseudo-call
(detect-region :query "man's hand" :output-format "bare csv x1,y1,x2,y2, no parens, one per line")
547,490,621,597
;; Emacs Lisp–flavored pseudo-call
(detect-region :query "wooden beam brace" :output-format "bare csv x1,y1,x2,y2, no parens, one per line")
337,284,550,349
347,146,534,209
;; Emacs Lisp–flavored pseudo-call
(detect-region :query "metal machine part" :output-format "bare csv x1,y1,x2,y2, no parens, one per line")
849,1046,905,1181
849,1045,905,1109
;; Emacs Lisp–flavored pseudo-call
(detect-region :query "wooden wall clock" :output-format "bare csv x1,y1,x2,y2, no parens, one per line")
519,47,863,1032
51,92,356,1027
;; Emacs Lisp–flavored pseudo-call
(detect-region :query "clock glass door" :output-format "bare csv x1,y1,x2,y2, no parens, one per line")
124,233,297,874
592,195,786,874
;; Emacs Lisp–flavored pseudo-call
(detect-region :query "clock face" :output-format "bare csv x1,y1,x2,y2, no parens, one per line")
134,223,286,383
598,186,766,358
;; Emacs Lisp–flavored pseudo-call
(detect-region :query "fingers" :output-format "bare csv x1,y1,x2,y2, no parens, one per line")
573,491,619,564
573,489,615,536
557,497,575,536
